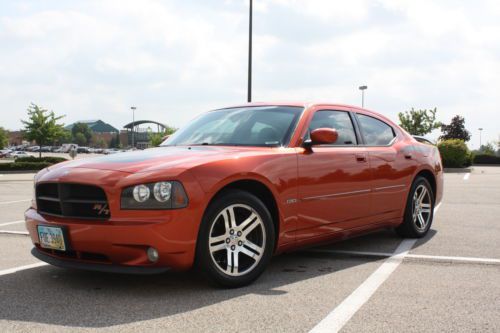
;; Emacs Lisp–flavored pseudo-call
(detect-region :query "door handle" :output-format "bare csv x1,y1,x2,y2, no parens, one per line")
355,154,367,162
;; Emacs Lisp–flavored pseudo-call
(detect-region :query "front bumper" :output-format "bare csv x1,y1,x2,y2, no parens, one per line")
25,208,200,271
31,248,170,274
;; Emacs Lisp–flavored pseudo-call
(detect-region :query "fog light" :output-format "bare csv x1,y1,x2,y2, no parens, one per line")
147,247,159,262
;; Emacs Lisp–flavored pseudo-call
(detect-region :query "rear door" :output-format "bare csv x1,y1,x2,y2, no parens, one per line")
354,112,417,222
295,108,373,240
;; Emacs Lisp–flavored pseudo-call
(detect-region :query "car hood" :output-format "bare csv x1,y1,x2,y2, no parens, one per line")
53,146,251,173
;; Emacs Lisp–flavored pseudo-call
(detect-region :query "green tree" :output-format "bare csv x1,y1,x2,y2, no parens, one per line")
0,127,9,149
109,133,120,148
479,142,496,155
21,103,66,158
148,126,177,147
73,132,87,146
57,130,72,144
149,132,165,147
94,137,107,148
164,126,177,135
398,107,441,136
440,115,471,142
71,122,93,145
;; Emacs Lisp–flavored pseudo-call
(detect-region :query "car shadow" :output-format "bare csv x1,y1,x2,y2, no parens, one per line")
0,229,436,328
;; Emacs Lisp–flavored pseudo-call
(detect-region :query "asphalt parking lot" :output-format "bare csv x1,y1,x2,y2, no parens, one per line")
0,167,499,332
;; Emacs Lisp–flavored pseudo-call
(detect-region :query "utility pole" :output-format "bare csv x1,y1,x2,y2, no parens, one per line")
247,0,253,102
478,128,483,149
131,106,136,148
359,85,367,108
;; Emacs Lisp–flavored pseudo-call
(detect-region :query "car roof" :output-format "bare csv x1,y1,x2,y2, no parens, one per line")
216,101,397,126
219,101,360,109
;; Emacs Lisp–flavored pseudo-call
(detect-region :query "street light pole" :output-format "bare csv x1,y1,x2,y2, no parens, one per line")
358,85,368,108
478,128,483,149
247,0,253,103
131,106,136,148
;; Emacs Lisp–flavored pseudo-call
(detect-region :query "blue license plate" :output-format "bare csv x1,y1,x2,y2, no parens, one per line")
37,226,66,251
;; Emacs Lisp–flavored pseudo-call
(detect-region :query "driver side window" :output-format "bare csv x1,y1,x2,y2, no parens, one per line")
307,110,357,145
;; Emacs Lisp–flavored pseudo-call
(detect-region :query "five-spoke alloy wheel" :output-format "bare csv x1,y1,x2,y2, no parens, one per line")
209,204,266,276
396,176,434,238
196,190,275,287
412,184,432,231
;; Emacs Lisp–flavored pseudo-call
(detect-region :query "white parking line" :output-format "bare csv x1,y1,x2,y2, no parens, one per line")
309,239,417,333
0,230,29,235
309,249,500,265
309,201,443,333
0,220,24,227
0,262,48,276
463,173,470,180
0,199,31,205
406,253,500,264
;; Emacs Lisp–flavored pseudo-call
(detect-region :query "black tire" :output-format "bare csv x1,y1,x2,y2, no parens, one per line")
395,177,434,238
196,189,275,288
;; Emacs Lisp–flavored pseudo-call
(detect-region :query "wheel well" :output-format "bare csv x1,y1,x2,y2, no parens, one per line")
213,179,280,249
415,169,436,200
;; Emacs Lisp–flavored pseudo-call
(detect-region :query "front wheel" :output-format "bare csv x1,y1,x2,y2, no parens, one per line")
396,177,434,238
196,190,275,288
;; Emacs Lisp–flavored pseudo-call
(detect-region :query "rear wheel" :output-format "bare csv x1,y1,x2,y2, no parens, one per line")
196,190,275,288
396,177,434,238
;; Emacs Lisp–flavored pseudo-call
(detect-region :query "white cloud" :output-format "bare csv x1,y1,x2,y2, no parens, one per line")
0,0,499,149
266,0,370,23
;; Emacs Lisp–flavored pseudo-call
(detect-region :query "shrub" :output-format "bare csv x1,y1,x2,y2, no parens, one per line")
437,139,470,168
15,156,67,164
473,154,500,165
465,151,474,167
0,162,52,171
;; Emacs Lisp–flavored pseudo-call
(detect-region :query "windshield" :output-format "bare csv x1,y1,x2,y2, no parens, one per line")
162,106,304,147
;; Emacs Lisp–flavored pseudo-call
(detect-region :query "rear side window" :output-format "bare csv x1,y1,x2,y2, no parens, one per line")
308,110,357,145
357,114,395,146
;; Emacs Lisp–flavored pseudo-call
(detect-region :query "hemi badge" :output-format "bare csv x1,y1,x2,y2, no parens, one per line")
286,199,298,204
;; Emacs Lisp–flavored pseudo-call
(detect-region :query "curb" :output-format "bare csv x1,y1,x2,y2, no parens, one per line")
0,171,39,175
443,167,472,173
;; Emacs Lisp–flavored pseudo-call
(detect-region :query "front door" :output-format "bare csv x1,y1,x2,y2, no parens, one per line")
295,109,373,240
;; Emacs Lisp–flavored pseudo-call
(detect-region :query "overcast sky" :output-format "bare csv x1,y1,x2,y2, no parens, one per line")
1,0,499,148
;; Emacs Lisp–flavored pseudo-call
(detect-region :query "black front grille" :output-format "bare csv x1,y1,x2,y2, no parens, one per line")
36,183,110,220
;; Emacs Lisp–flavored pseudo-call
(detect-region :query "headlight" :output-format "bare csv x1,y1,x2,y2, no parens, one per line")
121,181,188,210
133,184,150,202
153,182,171,202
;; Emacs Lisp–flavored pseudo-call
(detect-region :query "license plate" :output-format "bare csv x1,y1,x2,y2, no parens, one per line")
37,226,66,251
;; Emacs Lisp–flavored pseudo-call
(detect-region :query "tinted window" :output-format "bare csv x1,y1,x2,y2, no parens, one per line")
308,110,357,145
162,106,303,147
357,114,395,145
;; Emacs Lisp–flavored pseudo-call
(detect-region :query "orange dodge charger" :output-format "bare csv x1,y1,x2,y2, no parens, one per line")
26,103,443,287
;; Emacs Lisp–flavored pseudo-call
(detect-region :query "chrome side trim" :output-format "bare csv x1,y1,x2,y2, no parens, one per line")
373,184,406,191
303,189,371,201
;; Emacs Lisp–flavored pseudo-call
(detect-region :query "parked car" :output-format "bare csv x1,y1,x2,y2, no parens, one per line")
0,149,13,158
16,145,29,151
77,147,90,154
103,148,119,154
8,151,30,158
58,144,78,153
27,102,443,287
40,146,52,152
